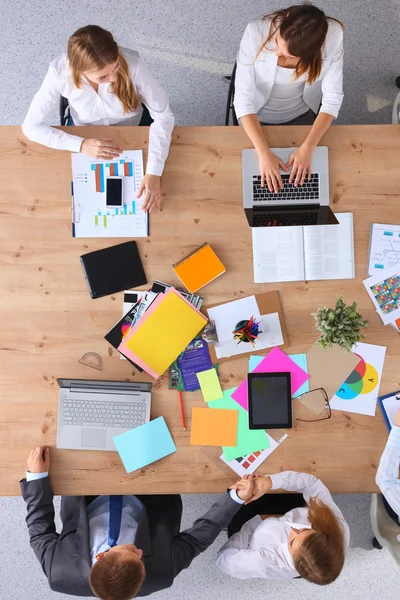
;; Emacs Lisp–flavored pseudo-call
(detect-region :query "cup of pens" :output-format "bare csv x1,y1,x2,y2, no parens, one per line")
233,317,261,347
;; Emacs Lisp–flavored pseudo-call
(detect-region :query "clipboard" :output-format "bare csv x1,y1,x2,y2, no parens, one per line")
378,390,400,431
204,291,288,365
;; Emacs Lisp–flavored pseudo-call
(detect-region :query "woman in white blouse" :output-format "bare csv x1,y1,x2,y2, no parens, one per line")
22,25,175,212
216,471,350,584
234,4,344,193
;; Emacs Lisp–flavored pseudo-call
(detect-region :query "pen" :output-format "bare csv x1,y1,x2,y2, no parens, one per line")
178,390,186,430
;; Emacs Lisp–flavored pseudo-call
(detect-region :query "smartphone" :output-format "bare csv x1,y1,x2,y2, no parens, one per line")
106,177,123,208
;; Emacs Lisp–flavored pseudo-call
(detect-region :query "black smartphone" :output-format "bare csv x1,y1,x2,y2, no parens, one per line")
106,177,123,208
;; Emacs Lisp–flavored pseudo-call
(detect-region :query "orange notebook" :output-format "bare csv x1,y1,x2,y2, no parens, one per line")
173,243,226,293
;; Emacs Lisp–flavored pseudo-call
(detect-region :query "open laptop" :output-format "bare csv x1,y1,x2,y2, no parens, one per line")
56,378,152,451
242,147,338,227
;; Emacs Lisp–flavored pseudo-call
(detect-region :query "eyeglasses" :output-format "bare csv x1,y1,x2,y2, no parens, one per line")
295,387,331,423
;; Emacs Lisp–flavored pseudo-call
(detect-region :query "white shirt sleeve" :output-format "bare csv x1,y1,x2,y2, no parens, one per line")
376,425,400,520
269,471,350,547
229,489,245,504
233,23,258,120
26,471,49,482
133,57,175,176
21,64,84,152
320,27,344,119
216,515,266,579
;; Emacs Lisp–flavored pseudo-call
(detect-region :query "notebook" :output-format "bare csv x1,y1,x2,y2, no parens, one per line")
118,287,208,378
252,212,355,283
80,242,146,299
367,223,400,276
173,243,226,293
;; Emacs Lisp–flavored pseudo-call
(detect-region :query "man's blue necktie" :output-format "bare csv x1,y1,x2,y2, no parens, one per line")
108,495,123,548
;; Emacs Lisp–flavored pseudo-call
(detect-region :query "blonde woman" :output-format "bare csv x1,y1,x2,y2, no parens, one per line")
216,471,350,585
22,25,174,212
234,3,344,193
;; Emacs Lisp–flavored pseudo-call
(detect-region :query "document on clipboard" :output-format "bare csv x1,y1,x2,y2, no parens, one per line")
378,390,400,431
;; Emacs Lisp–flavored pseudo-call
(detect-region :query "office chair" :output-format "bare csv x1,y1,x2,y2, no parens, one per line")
393,77,400,125
59,97,154,126
224,62,239,126
370,494,400,567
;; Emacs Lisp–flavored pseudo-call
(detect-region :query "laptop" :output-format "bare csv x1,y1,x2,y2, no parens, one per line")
56,378,152,451
242,147,338,227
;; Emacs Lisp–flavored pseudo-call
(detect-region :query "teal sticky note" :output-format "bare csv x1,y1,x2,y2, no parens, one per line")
249,353,309,399
113,417,176,473
208,388,270,461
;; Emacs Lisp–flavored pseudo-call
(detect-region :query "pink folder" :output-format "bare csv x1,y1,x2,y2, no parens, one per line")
231,347,309,411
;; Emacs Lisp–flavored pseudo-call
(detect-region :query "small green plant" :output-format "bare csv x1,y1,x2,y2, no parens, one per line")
313,297,368,352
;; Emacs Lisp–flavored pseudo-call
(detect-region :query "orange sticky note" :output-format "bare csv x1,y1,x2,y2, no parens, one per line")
190,407,238,447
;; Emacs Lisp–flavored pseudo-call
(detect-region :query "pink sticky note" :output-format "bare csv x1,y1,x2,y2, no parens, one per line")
231,347,309,411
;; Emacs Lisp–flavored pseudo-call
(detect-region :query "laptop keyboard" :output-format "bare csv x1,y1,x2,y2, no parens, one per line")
252,173,320,202
253,211,319,227
61,398,147,428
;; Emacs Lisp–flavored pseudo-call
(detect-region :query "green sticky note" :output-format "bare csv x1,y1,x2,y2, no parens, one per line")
208,387,270,460
196,368,223,402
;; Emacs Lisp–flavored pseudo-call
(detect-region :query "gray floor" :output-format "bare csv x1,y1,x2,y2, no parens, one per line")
1,1,400,598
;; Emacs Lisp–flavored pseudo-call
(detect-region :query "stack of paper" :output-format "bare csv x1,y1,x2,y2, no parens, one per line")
118,287,208,378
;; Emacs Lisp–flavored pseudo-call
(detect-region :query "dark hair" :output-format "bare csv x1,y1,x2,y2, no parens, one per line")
258,3,343,84
293,497,345,585
89,552,146,600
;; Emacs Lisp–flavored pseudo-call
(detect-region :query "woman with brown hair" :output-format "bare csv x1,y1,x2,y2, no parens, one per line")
22,25,174,212
216,471,349,584
234,3,344,193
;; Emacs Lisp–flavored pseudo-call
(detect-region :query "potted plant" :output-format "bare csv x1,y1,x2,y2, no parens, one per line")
313,297,368,352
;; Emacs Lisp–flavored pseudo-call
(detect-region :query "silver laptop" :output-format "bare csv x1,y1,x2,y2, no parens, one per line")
242,146,338,227
56,379,152,451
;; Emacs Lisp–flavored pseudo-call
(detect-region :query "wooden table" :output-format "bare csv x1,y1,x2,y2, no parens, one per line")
1,125,399,496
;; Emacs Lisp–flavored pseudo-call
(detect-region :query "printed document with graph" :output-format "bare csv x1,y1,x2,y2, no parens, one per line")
71,150,149,238
367,223,400,276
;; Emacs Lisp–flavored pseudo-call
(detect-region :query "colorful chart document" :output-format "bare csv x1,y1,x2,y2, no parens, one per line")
197,368,223,402
220,434,288,476
209,388,270,460
71,150,148,238
363,265,400,325
190,407,238,447
113,417,176,473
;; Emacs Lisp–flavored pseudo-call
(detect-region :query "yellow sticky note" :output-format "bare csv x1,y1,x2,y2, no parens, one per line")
190,407,238,447
125,292,206,376
197,368,223,402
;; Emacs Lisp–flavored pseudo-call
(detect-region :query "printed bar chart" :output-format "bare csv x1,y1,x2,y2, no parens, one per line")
91,163,105,193
106,163,119,176
94,202,136,228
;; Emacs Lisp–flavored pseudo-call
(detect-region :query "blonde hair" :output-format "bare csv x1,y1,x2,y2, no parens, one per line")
257,3,344,85
89,552,145,600
293,497,345,585
67,25,140,114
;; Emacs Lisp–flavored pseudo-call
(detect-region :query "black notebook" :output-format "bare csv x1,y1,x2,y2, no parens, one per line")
80,242,147,299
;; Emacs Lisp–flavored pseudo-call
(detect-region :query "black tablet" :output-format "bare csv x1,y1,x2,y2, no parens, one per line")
248,372,292,430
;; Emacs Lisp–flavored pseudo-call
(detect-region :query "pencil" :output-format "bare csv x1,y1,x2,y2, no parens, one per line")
178,390,186,430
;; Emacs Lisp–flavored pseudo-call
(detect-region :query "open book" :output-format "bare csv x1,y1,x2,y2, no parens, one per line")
252,213,355,283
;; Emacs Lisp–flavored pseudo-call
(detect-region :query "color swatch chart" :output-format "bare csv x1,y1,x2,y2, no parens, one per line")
71,150,148,238
370,274,400,315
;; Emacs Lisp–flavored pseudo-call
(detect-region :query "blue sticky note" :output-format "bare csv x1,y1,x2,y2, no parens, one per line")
248,353,309,399
113,417,176,473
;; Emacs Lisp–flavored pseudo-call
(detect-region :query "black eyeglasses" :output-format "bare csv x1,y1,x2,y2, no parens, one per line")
295,387,331,422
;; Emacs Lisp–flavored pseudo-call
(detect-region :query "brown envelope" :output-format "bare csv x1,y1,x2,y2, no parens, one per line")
305,342,361,409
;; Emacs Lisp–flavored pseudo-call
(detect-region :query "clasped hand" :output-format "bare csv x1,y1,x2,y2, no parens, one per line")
259,143,315,194
230,474,272,504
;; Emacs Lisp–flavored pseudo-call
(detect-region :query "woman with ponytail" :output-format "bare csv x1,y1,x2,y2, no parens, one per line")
22,25,174,212
234,3,344,193
216,471,349,584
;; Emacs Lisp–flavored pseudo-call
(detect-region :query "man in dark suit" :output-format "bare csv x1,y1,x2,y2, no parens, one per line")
21,447,252,598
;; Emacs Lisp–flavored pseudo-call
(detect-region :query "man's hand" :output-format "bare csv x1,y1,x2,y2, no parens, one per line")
395,409,400,428
137,174,162,213
27,446,50,474
230,474,273,505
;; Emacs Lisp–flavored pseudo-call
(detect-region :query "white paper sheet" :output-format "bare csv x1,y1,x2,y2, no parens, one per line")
207,296,261,344
71,150,148,238
220,434,288,476
368,223,400,276
330,342,386,416
252,226,305,283
363,265,400,325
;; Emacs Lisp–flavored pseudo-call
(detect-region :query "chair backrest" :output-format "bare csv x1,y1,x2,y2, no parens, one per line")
370,494,400,567
59,96,70,126
392,90,400,125
225,62,239,126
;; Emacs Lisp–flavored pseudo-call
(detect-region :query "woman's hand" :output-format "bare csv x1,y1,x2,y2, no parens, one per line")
230,474,273,505
258,150,288,194
81,138,122,159
137,174,162,213
287,143,315,187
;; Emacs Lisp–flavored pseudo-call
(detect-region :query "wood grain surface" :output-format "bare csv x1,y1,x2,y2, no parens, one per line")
0,124,399,495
